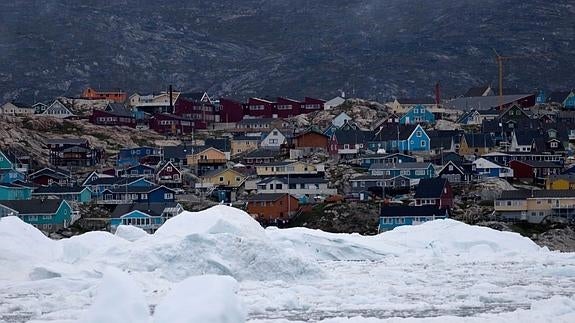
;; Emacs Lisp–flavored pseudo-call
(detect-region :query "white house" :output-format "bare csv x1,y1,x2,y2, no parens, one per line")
40,100,75,118
332,112,352,128
0,102,35,115
472,158,513,178
256,177,337,196
324,96,346,110
260,128,286,149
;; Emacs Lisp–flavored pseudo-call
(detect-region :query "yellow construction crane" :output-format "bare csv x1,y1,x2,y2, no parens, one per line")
492,49,548,108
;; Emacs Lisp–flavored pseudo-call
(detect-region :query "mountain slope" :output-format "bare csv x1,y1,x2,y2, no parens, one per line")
0,0,573,101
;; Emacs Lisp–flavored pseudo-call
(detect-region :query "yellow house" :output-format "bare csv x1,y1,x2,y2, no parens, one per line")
546,174,575,190
459,134,495,156
255,161,319,176
495,189,575,223
231,135,260,156
187,147,228,166
199,168,246,188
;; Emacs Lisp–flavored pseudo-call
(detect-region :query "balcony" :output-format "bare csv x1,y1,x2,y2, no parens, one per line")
198,159,228,164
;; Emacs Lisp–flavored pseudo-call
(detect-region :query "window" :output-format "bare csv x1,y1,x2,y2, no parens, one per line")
507,201,512,206
276,184,283,189
42,215,51,220
410,140,414,145
449,165,453,171
219,176,224,182
141,194,147,200
164,193,174,200
421,141,426,147
28,216,38,221
416,131,422,137
551,142,558,148
235,177,241,182
415,170,425,175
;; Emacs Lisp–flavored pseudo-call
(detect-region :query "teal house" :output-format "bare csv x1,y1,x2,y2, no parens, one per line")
0,150,14,170
33,185,93,203
369,162,435,180
399,105,435,125
0,199,73,233
0,183,33,200
379,205,448,232
369,124,431,153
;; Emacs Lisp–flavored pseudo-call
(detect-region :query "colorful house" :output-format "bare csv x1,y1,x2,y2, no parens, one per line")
368,162,435,180
379,205,448,232
247,193,299,224
359,153,417,169
109,202,184,233
260,128,287,150
546,174,575,190
459,133,496,156
0,199,73,233
117,147,163,167
547,91,575,109
231,135,260,156
0,183,33,200
293,129,330,151
399,105,436,125
40,100,75,118
509,160,562,182
118,164,156,179
186,146,228,176
369,124,431,153
198,168,246,189
0,169,25,184
32,185,93,203
255,161,320,177
414,178,453,209
100,185,176,204
29,168,71,186
472,158,513,178
155,161,183,188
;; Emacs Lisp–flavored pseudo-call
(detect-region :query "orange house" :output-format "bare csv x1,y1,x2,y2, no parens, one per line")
247,193,299,223
82,87,127,103
294,129,329,150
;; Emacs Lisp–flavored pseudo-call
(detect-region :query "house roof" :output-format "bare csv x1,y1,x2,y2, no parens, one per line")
547,91,571,104
110,202,180,218
181,92,208,102
204,138,231,152
369,162,432,170
396,98,435,105
201,168,244,178
414,178,448,199
84,177,123,186
380,205,447,217
499,189,575,200
463,86,491,97
33,185,88,194
257,176,328,185
444,94,533,111
243,148,280,159
45,138,88,145
162,145,193,160
464,134,495,148
333,129,372,145
0,199,65,215
511,160,562,168
105,103,133,117
248,193,290,202
29,168,71,179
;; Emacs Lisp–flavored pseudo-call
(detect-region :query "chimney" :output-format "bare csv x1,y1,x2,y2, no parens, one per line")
169,85,173,111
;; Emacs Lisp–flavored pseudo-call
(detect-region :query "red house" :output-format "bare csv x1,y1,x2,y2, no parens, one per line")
219,98,245,123
82,87,127,103
90,109,136,127
275,97,301,118
155,161,183,188
175,96,220,124
293,129,329,150
414,178,453,209
300,97,325,113
246,98,275,118
509,160,562,181
149,113,206,135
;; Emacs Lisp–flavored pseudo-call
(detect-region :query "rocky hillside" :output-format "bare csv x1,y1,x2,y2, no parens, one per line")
1,0,573,101
0,115,172,168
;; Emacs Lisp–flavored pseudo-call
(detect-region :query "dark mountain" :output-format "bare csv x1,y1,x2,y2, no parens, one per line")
0,0,573,102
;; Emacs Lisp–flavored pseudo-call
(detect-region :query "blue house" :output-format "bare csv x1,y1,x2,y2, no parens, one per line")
535,89,548,105
109,202,184,233
0,199,73,233
118,164,156,179
379,205,448,232
359,153,417,169
369,124,431,153
547,91,575,109
83,176,155,197
472,158,513,178
0,169,25,184
33,185,93,203
0,183,33,200
101,185,176,204
399,105,435,125
117,147,163,167
369,162,435,180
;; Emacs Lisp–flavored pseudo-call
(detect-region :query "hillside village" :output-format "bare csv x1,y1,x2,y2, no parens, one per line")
1,86,575,249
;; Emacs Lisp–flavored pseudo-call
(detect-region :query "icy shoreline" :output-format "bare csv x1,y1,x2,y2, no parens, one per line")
1,205,575,322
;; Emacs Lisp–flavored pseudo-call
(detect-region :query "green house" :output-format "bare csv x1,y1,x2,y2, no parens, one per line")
0,183,33,200
0,199,73,233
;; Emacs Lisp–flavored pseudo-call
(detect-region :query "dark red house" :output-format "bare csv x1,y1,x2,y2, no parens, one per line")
509,160,562,181
149,113,206,135
275,97,301,118
414,178,453,209
293,129,329,150
90,109,136,127
300,97,325,113
219,98,245,123
155,161,183,188
174,96,219,124
246,98,275,118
